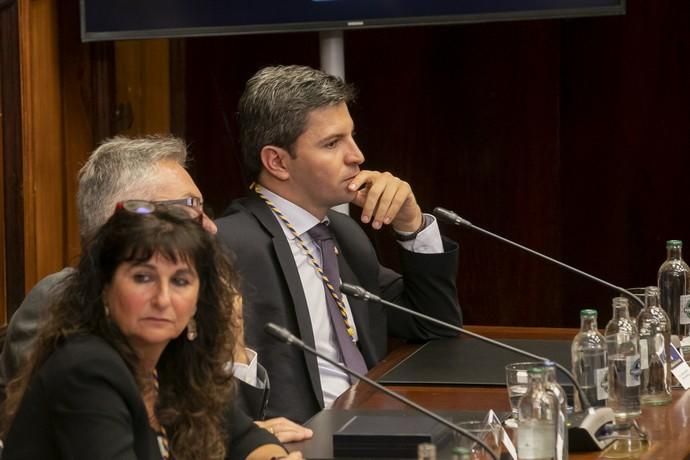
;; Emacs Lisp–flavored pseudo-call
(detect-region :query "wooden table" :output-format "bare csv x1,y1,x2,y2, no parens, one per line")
295,326,690,459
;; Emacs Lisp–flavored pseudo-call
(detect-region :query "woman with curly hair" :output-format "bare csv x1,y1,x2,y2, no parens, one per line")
0,201,301,460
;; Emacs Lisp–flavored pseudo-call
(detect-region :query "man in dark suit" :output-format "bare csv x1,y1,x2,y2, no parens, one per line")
216,65,463,423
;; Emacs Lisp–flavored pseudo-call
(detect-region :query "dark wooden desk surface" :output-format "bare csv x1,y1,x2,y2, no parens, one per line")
319,326,690,459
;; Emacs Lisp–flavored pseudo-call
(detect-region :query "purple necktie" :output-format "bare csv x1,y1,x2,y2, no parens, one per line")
307,223,368,378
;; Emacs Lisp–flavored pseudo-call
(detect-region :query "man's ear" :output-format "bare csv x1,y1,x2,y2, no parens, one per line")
259,145,291,181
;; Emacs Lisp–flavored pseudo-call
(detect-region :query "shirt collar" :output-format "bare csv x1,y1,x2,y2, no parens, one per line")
258,186,328,240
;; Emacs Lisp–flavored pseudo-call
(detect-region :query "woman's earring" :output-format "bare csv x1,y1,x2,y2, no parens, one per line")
187,318,198,341
104,303,110,318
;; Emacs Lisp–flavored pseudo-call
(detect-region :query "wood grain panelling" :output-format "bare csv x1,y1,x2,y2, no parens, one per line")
0,62,5,325
14,0,112,288
169,39,187,137
0,0,111,322
89,42,116,145
19,0,66,290
1,0,24,319
181,0,690,328
57,0,98,263
115,40,170,136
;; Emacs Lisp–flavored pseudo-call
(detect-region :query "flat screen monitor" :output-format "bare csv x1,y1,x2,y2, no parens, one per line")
80,0,626,42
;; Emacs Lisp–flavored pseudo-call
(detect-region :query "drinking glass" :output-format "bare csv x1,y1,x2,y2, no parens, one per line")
504,361,543,426
620,287,646,317
601,419,649,458
452,420,501,460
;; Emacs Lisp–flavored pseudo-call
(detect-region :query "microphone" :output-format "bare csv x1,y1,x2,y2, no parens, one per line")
340,284,589,406
264,322,499,460
340,282,616,452
432,207,645,310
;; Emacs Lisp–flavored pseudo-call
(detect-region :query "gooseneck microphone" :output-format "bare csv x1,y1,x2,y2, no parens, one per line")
340,283,591,409
264,322,499,460
432,207,645,310
340,283,617,452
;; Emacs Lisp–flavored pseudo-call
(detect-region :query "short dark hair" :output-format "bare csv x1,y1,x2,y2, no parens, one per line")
238,65,356,181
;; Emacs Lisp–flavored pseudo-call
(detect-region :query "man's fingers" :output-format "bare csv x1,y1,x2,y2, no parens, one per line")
350,171,419,230
367,176,398,227
358,172,391,225
256,418,314,443
347,170,377,192
275,429,311,443
371,180,411,228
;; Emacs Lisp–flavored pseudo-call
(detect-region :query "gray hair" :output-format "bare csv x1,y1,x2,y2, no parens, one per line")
77,135,188,240
238,65,356,181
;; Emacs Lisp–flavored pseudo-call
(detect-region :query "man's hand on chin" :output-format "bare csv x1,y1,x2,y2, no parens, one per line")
348,170,423,232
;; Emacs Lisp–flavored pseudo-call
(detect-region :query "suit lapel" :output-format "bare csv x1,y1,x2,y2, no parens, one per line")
244,193,325,406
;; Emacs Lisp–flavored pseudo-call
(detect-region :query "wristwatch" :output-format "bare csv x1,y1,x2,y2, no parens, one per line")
394,215,429,241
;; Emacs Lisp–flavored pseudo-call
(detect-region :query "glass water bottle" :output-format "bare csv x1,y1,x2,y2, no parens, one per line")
604,297,641,420
637,286,672,405
658,240,690,340
517,367,560,460
571,309,608,410
544,362,568,460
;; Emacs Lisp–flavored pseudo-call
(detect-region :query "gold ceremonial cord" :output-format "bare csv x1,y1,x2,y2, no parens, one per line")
252,183,356,338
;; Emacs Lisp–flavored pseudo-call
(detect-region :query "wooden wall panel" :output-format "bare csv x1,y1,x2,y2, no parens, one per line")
0,0,110,323
1,0,24,319
0,57,5,325
12,0,166,296
115,40,170,136
55,1,169,268
18,0,66,290
57,0,99,263
181,0,690,328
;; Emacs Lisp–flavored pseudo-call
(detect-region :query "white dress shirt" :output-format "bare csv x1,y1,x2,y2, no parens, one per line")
230,348,263,387
260,187,444,406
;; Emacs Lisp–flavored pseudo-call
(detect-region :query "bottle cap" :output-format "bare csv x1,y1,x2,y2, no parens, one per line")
451,447,472,459
528,367,545,375
612,296,629,306
667,240,683,248
644,286,659,296
580,308,598,317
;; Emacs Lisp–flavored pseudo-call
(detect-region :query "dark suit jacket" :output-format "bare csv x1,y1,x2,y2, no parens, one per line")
0,269,269,421
215,192,462,423
2,335,277,460
0,268,73,402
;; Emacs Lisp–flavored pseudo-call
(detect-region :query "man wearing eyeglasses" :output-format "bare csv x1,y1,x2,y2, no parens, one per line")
216,65,463,423
0,135,312,443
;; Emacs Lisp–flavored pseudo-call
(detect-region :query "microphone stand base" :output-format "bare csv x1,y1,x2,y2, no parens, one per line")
568,407,616,451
